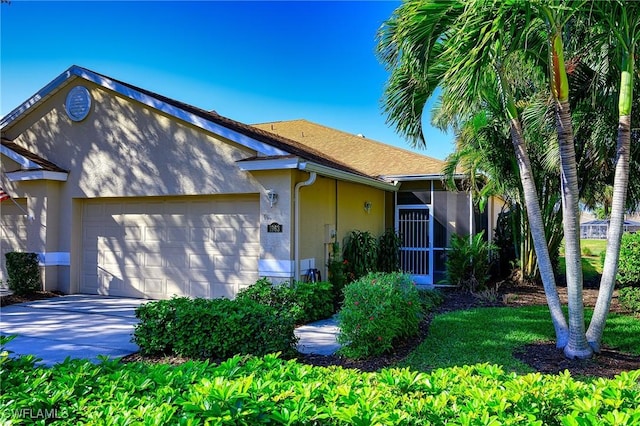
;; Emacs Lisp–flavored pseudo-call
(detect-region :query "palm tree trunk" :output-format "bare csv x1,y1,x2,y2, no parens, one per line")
587,47,634,350
555,99,592,359
509,118,569,347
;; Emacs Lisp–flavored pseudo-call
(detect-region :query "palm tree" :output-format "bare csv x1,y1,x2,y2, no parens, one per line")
378,0,637,358
585,1,640,351
377,0,570,347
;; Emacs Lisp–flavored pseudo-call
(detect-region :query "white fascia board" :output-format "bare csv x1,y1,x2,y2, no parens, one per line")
71,67,289,157
300,162,399,192
381,173,465,182
237,157,300,171
1,68,76,129
5,170,69,182
1,66,289,157
0,144,43,170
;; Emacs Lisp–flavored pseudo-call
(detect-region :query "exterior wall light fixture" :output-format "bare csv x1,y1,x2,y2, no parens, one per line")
364,201,372,213
267,190,279,207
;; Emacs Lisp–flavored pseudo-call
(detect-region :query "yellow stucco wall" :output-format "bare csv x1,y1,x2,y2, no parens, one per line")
297,175,387,280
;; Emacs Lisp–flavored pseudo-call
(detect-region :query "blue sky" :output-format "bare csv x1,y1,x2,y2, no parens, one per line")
0,1,454,160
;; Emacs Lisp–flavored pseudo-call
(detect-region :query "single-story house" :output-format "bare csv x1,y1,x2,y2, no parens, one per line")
580,219,640,239
1,65,500,299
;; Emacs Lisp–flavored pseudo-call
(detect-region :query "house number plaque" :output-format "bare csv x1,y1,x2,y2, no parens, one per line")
267,222,283,233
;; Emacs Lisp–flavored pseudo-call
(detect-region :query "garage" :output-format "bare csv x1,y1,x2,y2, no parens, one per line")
0,198,28,283
80,195,259,299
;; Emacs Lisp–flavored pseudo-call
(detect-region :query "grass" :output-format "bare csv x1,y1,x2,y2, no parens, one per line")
558,239,606,282
399,305,640,375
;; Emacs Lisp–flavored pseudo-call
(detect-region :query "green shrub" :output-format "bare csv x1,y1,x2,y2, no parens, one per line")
618,286,640,314
445,231,497,291
133,297,297,359
327,240,347,308
343,230,378,282
338,272,422,358
616,232,640,287
236,278,334,324
292,280,334,323
377,228,402,273
4,252,41,295
2,355,640,425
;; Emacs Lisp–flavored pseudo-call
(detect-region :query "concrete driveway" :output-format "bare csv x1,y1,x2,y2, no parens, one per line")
0,295,148,366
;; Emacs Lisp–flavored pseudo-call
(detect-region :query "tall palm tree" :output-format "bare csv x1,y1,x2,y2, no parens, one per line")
532,0,593,358
377,0,570,347
586,1,640,351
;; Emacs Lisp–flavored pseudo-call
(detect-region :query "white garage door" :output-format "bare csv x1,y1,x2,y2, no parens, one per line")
81,195,259,299
1,199,28,282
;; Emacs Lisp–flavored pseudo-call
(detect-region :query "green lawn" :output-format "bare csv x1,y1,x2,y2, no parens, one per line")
399,305,640,375
559,239,606,282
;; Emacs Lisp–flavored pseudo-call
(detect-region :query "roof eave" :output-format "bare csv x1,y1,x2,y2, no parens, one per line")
301,161,399,192
1,66,289,157
380,173,463,182
5,170,69,182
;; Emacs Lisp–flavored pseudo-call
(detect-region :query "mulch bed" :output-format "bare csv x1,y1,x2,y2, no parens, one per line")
297,283,640,377
3,284,639,378
0,290,64,307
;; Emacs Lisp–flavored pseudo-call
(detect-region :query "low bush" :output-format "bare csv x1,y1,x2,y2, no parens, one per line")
338,272,422,358
616,232,640,287
133,297,297,359
2,355,639,425
4,252,41,295
236,278,334,324
619,286,640,314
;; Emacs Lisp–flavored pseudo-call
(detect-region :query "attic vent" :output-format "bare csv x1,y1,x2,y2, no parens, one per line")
65,86,92,122
357,133,365,138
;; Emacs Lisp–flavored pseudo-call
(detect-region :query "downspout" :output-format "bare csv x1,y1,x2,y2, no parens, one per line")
294,171,317,280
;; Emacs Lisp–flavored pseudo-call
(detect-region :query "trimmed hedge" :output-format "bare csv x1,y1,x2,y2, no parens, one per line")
4,252,41,295
2,354,639,425
133,297,297,359
617,232,640,287
236,278,334,324
619,287,640,314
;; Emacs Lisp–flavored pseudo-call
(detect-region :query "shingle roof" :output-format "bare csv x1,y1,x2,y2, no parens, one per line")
2,66,446,183
252,119,446,178
1,139,68,172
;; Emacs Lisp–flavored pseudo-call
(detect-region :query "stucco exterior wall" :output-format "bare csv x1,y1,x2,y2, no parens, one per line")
337,180,386,240
295,175,386,281
298,174,336,280
6,82,261,198
3,82,269,293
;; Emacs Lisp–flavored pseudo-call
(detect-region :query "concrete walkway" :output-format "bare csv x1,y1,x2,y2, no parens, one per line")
295,315,341,355
0,295,148,366
1,294,342,365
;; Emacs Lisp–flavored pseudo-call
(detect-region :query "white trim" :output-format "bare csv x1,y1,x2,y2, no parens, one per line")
5,170,68,182
1,69,75,128
258,259,294,278
237,157,300,171
37,252,70,266
0,144,42,170
2,66,290,157
381,173,465,182
301,161,399,192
